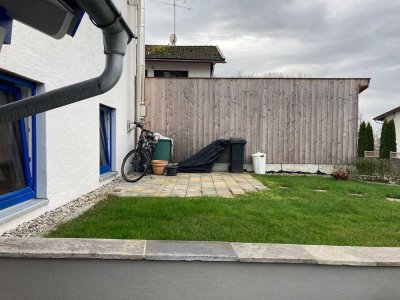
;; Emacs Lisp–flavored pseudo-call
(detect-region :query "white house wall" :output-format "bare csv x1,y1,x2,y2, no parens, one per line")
0,0,137,233
146,61,212,77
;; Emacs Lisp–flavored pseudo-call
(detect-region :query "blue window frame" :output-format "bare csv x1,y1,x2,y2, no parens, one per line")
100,105,112,174
0,73,36,210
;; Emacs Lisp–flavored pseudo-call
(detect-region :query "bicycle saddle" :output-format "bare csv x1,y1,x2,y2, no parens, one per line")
146,132,155,140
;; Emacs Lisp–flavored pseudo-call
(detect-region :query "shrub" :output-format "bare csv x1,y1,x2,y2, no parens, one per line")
352,158,399,184
375,159,392,182
392,168,400,185
353,158,377,178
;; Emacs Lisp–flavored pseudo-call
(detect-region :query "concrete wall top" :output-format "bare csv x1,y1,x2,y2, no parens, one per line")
0,238,399,267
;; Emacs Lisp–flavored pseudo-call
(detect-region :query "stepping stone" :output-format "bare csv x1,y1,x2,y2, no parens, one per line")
349,193,363,197
314,189,327,193
278,186,289,189
387,197,400,203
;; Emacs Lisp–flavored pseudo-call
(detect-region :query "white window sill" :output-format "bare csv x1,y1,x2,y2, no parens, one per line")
0,199,48,224
99,171,118,182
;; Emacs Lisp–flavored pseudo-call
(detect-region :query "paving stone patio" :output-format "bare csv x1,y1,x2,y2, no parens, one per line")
111,172,267,198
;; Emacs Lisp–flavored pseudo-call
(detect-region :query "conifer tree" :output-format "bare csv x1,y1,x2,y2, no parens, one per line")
387,119,397,155
365,122,374,152
357,121,366,157
380,120,390,158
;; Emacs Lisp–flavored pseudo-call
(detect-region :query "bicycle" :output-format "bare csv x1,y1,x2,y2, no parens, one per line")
121,121,157,182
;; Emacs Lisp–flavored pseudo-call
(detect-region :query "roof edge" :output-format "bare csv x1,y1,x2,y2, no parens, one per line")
374,106,400,121
146,58,226,64
145,77,371,80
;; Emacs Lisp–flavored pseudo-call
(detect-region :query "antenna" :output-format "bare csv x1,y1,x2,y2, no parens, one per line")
148,0,191,45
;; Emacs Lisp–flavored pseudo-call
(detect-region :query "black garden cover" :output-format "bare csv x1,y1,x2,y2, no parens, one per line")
178,139,230,173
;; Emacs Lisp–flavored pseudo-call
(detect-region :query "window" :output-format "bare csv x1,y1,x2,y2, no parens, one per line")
99,105,113,174
154,70,188,78
0,73,36,210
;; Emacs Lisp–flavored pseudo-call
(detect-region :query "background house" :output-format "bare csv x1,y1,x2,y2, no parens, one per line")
145,45,225,78
374,106,400,154
0,0,143,234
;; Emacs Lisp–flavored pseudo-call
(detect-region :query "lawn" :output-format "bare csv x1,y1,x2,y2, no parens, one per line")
47,175,400,246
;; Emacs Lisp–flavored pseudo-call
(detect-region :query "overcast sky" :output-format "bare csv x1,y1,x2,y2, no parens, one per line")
145,0,400,126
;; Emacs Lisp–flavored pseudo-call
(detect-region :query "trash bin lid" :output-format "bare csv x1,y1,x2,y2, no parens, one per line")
230,138,247,144
252,152,266,157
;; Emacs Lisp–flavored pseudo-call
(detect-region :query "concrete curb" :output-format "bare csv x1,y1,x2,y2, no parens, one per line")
0,238,400,266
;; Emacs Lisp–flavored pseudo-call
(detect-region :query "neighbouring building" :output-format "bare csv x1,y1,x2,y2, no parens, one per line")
0,0,143,234
145,45,226,78
374,106,400,154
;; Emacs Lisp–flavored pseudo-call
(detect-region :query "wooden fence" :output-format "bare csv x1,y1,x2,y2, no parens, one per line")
145,78,370,165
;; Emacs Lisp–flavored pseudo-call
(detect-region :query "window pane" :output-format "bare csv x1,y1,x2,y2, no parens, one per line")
0,90,26,195
100,111,109,167
154,70,188,78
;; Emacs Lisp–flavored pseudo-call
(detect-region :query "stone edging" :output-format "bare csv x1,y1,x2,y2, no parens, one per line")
1,238,400,266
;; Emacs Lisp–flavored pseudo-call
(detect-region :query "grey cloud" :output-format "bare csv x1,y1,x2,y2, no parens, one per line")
146,0,400,123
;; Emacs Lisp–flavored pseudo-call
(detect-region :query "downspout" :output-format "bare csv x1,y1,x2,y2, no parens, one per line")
136,0,145,123
0,0,136,124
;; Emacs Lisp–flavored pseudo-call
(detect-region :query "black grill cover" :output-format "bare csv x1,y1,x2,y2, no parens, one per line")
178,139,230,173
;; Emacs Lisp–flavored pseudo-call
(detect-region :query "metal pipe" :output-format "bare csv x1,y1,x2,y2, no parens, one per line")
136,0,145,123
0,0,136,124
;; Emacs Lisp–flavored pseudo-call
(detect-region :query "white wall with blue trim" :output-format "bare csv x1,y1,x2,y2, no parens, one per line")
0,0,138,234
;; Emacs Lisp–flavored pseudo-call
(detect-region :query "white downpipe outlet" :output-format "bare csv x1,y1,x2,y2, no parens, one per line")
135,0,145,123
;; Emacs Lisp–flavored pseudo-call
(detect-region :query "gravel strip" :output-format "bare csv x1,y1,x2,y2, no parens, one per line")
1,177,123,238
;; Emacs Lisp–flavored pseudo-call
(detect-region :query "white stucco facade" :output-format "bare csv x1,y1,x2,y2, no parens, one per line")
0,0,139,233
146,61,213,78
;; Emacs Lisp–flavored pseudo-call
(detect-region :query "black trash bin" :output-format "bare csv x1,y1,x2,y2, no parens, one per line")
229,138,247,173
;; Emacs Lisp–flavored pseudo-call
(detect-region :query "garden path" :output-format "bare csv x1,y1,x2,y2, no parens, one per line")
112,172,267,198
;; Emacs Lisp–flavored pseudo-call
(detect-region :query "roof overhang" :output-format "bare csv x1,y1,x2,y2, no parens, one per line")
1,0,84,40
374,106,400,121
357,78,370,94
146,58,226,64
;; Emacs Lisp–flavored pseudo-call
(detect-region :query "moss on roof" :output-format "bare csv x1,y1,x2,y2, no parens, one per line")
145,45,225,62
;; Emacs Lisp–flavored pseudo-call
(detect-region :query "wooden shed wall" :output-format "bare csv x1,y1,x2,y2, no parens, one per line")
144,78,369,165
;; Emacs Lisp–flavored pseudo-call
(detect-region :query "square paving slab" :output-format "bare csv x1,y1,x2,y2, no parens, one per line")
111,172,268,198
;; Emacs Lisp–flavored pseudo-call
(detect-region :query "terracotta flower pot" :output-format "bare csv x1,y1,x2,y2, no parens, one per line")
151,160,168,175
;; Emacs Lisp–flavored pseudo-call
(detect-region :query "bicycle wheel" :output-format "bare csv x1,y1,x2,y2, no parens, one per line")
121,149,149,182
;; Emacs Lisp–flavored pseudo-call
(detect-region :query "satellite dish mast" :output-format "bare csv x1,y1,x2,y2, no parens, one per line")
148,0,191,45
172,0,176,45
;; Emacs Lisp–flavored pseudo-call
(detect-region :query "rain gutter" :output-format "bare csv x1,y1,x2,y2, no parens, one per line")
0,0,136,124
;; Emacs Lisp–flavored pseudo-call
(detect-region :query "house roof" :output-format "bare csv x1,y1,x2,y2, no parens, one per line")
374,106,400,121
145,45,226,63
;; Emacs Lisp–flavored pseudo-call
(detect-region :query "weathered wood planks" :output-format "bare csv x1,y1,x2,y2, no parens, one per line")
145,78,369,164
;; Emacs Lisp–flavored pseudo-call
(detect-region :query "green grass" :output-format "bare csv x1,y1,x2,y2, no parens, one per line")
47,175,400,246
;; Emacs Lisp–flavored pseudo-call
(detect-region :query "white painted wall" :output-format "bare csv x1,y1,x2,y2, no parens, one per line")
0,0,138,233
146,61,213,77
